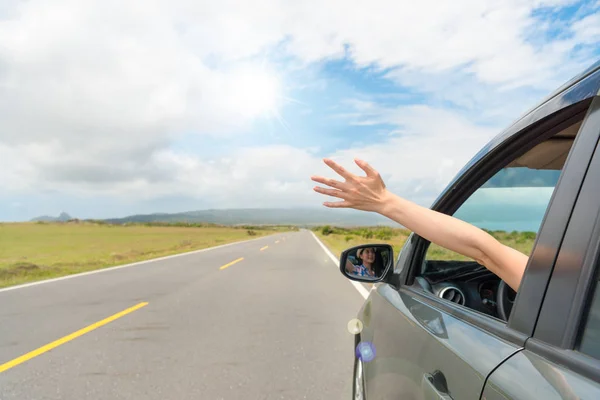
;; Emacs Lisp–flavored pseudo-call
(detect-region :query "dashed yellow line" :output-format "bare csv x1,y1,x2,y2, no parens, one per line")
0,302,149,374
260,246,269,251
219,257,244,270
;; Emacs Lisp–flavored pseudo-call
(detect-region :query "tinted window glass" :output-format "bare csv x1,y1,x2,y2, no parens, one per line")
426,167,560,262
413,120,581,319
578,274,600,360
456,167,560,232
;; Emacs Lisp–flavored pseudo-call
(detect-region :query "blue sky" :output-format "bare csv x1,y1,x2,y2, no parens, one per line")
0,0,599,222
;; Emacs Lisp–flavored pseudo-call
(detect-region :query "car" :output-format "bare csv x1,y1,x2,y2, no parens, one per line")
339,59,600,400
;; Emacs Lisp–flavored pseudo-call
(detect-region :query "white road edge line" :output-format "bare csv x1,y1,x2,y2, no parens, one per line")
310,231,370,299
0,234,274,293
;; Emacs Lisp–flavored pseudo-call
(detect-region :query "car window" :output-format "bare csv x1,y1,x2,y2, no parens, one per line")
413,119,583,319
422,119,583,271
425,167,561,264
577,270,600,360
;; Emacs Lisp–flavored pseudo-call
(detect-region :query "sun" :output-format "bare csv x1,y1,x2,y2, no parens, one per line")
229,65,281,119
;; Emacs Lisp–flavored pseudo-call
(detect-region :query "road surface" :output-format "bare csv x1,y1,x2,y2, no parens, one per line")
0,230,367,400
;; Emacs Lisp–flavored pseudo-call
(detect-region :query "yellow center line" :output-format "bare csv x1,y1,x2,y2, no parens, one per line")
260,246,269,251
0,302,148,374
219,257,244,270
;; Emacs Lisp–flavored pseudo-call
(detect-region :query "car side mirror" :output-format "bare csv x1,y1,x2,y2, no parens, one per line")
339,244,394,283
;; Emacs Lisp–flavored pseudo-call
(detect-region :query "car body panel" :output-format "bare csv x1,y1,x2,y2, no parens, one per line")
356,285,520,399
481,350,600,400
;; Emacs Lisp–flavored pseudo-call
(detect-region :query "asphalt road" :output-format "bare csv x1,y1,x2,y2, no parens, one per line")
0,230,367,400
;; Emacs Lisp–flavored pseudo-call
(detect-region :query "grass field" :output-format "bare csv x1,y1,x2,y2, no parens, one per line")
0,222,288,288
314,225,536,261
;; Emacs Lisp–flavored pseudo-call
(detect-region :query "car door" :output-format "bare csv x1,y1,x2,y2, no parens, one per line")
357,91,600,398
481,95,600,399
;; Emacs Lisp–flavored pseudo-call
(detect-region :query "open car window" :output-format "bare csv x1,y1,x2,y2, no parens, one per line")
424,166,561,266
415,119,582,319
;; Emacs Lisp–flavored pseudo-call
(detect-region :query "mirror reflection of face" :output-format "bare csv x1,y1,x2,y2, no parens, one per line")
346,246,391,280
360,247,376,265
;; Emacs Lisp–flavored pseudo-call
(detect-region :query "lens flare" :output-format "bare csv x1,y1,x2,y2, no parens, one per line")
347,318,364,334
356,341,376,363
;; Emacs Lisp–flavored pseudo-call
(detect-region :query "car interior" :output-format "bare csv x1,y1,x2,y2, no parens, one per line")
411,119,583,322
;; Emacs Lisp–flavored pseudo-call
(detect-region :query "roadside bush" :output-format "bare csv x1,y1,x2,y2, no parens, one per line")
488,230,505,240
522,231,537,240
375,227,394,240
515,236,527,244
354,228,374,239
331,227,345,235
321,225,333,236
345,235,354,242
247,230,257,236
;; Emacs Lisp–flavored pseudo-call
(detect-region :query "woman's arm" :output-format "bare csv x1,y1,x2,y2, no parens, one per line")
345,259,355,274
377,191,527,291
311,158,528,291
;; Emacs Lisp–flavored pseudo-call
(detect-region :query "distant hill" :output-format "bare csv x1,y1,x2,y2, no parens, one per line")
31,212,73,222
103,208,398,227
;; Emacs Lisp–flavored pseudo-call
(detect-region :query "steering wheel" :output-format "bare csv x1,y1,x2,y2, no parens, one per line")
496,280,516,322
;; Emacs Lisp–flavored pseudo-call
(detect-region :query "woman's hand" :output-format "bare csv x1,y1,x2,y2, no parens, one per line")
311,158,390,213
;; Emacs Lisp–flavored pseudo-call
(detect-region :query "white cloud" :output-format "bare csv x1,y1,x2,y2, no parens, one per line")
2,103,495,210
0,0,292,149
572,12,600,44
0,0,598,213
1,0,595,144
327,104,497,204
282,0,591,88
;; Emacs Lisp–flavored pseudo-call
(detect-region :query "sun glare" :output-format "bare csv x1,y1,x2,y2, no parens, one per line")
229,66,281,119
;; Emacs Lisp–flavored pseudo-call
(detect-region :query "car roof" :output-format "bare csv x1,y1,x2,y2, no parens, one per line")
434,59,600,207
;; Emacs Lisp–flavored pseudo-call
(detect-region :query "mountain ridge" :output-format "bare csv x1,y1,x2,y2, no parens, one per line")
31,212,73,222
28,208,398,227
102,207,396,227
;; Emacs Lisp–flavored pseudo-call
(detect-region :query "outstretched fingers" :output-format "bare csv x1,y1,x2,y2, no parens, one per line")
323,158,356,181
354,158,378,178
310,175,346,189
323,200,352,208
313,186,347,199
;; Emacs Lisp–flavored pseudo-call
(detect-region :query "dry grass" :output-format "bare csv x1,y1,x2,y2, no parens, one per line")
0,222,283,288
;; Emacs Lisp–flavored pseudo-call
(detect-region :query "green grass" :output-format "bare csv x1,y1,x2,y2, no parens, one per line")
0,222,290,288
313,225,536,261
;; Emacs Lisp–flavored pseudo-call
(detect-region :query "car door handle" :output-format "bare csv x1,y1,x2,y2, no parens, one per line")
422,371,453,400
